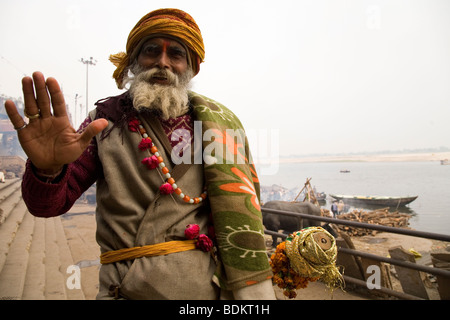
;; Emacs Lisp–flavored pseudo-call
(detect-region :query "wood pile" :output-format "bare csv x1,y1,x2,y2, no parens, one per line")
336,208,411,236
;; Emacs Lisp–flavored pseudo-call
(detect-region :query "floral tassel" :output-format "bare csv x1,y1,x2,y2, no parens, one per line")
185,224,200,240
128,118,140,132
196,234,213,252
141,156,159,170
159,182,174,195
138,137,153,151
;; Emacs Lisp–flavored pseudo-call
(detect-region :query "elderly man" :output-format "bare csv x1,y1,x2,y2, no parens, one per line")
4,9,275,300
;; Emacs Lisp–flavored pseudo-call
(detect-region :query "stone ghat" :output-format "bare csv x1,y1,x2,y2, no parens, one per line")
0,178,99,300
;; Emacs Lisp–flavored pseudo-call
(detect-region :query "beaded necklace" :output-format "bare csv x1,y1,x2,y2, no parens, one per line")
128,116,207,204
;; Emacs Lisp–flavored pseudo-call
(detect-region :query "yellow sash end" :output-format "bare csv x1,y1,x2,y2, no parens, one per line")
100,240,197,264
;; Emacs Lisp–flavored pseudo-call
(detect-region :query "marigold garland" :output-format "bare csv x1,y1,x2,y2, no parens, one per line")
270,241,318,299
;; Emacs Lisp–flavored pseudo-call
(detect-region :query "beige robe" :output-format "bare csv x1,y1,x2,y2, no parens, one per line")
93,111,219,299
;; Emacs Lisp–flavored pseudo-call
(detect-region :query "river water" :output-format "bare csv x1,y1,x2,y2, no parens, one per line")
258,161,450,236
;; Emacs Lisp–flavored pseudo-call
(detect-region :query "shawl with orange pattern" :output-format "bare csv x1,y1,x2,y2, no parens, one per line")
188,92,273,290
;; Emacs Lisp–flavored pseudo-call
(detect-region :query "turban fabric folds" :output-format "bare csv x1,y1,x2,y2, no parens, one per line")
110,8,205,89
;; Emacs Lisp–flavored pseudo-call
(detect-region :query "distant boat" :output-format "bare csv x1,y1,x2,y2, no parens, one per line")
441,159,449,165
340,170,351,173
329,194,418,207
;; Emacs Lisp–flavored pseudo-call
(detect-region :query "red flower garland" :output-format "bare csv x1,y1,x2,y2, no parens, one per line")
141,156,159,170
128,118,140,132
138,137,153,150
159,182,174,195
184,224,213,252
185,224,200,240
196,234,213,252
129,117,207,204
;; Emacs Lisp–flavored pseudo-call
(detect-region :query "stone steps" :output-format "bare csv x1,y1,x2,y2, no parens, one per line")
22,216,45,300
0,179,95,300
0,204,34,299
0,179,22,225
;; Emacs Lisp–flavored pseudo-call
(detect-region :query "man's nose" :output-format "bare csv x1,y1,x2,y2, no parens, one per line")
155,52,170,69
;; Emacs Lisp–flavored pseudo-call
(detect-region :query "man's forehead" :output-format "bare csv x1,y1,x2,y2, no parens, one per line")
142,37,186,49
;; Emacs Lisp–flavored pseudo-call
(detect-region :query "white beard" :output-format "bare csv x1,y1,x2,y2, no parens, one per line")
128,66,193,120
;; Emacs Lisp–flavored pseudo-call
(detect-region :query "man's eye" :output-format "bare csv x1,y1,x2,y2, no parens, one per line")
142,45,160,56
169,48,186,59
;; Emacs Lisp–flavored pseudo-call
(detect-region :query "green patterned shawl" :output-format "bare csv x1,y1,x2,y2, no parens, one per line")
95,91,273,291
189,92,273,290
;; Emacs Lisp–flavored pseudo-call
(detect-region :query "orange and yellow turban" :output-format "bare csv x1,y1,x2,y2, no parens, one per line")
109,8,205,89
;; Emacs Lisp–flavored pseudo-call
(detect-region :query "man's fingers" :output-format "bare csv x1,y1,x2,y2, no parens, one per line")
22,76,39,117
47,77,66,117
21,72,69,120
4,100,27,130
32,72,51,118
79,119,108,147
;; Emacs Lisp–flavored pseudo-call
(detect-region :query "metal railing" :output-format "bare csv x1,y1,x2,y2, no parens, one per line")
262,207,450,300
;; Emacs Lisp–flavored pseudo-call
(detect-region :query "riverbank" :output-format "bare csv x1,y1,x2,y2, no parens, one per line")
1,182,443,300
63,203,447,300
278,151,450,164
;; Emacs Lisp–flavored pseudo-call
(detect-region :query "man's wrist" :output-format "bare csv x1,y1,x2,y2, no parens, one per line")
34,166,64,176
32,164,65,183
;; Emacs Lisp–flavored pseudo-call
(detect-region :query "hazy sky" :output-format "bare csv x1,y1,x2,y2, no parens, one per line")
1,0,449,158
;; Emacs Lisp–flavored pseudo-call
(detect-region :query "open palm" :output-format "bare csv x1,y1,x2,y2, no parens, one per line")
4,72,108,172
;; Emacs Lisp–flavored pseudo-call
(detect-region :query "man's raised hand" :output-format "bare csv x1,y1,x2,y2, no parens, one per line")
4,71,108,172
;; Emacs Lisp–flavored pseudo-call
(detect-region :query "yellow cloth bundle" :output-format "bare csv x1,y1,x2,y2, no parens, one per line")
110,8,205,89
285,227,344,290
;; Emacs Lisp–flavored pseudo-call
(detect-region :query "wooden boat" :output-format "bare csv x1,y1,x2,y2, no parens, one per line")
329,194,418,207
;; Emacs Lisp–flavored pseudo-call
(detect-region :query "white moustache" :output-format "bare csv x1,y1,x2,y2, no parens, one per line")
137,68,180,86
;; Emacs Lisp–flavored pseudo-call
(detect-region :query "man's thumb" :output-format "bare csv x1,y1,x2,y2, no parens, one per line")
79,119,108,146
